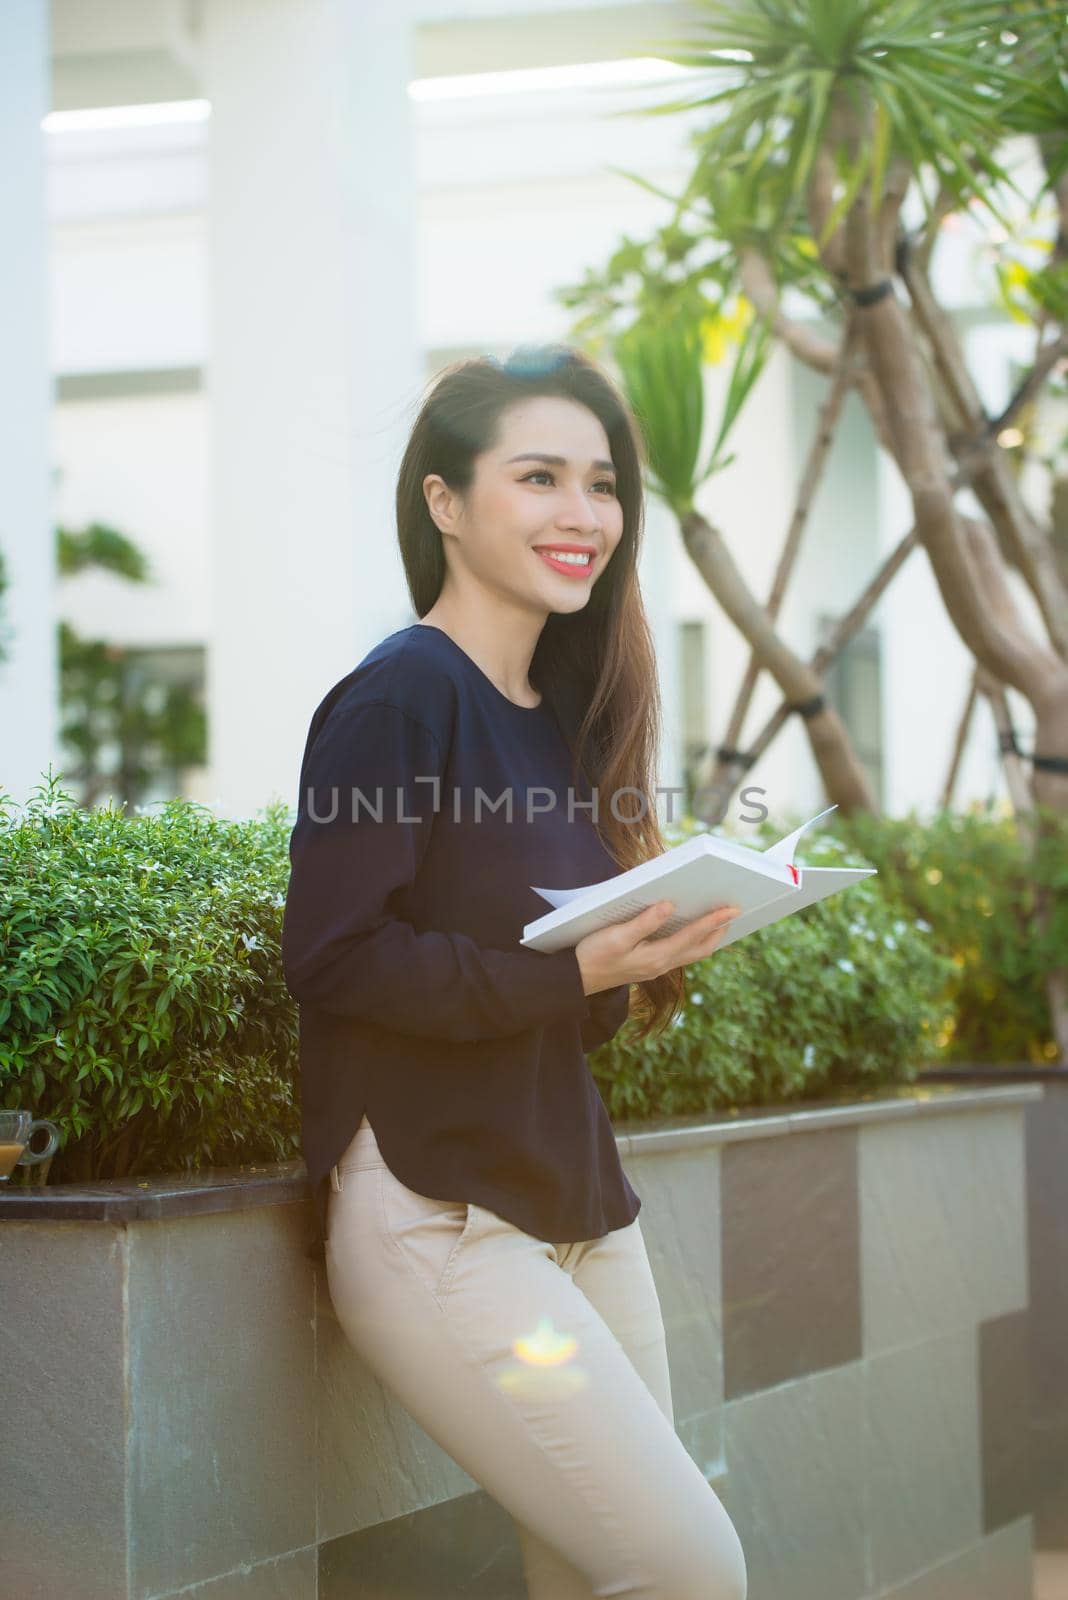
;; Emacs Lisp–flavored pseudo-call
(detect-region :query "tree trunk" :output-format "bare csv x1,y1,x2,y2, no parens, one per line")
680,508,878,816
835,121,1068,1059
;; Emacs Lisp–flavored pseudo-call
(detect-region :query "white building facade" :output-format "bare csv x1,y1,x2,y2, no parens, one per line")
0,0,1039,826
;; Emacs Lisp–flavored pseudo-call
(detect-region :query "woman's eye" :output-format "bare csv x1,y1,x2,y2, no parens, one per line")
522,470,616,495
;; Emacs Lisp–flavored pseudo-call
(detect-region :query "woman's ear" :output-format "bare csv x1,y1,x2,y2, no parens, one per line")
422,474,458,536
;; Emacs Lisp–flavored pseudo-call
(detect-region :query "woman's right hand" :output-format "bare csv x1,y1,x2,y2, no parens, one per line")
574,899,741,996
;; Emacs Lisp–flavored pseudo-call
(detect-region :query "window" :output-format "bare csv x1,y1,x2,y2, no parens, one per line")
59,640,207,810
817,616,884,807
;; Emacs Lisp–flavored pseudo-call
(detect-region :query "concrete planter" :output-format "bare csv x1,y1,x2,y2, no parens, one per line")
0,1080,1051,1600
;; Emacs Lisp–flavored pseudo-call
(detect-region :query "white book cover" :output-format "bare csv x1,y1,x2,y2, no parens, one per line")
520,805,876,954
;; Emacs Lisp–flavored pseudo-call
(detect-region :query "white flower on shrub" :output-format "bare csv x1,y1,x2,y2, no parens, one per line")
690,991,704,1005
836,957,855,974
884,934,897,950
240,932,262,952
268,891,285,908
802,1043,815,1068
915,918,932,932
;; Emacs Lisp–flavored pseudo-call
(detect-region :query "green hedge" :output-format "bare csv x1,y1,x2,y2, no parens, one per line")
1,775,296,1183
2,775,1047,1187
589,811,955,1122
833,801,1067,1066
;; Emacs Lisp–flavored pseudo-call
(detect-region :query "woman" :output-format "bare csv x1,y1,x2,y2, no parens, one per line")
281,344,747,1599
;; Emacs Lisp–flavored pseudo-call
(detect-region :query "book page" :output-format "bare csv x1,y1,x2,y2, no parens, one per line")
521,815,877,953
761,804,838,866
523,852,796,951
530,881,607,909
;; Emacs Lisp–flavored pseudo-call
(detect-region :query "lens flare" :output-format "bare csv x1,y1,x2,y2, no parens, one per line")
491,1315,589,1399
513,1315,579,1367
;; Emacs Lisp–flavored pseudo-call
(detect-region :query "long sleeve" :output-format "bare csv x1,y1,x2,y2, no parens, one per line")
281,697,597,1043
580,984,630,1052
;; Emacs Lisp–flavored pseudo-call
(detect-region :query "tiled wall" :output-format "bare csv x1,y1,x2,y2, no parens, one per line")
2,1086,1055,1599
709,1107,1033,1600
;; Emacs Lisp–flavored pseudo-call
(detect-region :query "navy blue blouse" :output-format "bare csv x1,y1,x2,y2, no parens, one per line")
281,623,638,1260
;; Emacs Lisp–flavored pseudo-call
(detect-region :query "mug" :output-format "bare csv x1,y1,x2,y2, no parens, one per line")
0,1110,61,1182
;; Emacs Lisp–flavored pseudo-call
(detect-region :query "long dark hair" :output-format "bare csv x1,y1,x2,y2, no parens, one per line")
395,343,684,1039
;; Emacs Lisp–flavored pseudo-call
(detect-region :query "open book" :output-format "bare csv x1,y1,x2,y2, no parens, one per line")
520,805,876,954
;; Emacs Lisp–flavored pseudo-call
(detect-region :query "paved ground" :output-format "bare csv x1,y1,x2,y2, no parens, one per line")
1033,1475,1068,1599
1034,1549,1068,1599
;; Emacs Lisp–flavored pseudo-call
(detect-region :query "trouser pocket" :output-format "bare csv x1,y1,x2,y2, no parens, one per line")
377,1163,480,1311
331,1113,381,1188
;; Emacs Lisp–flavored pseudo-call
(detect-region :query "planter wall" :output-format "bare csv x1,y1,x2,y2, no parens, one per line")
0,1081,1047,1600
918,1064,1068,1559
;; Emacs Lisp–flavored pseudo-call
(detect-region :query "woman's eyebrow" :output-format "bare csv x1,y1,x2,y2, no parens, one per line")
505,452,616,474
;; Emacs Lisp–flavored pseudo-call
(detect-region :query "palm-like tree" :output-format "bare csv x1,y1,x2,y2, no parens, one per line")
557,0,1068,1052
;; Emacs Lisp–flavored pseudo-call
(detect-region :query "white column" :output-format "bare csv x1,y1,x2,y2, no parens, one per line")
202,0,422,819
0,0,56,809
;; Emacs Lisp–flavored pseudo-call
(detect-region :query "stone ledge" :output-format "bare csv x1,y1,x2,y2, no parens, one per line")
615,1079,1045,1157
0,1080,1044,1223
0,1160,310,1222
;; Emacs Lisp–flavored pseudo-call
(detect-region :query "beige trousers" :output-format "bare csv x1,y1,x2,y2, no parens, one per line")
326,1114,747,1600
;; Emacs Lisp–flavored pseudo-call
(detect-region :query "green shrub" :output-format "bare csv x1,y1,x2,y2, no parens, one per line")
590,810,958,1121
2,777,1024,1186
0,772,297,1182
834,801,1066,1065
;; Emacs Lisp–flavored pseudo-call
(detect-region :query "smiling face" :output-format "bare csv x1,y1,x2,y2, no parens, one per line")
421,394,626,620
